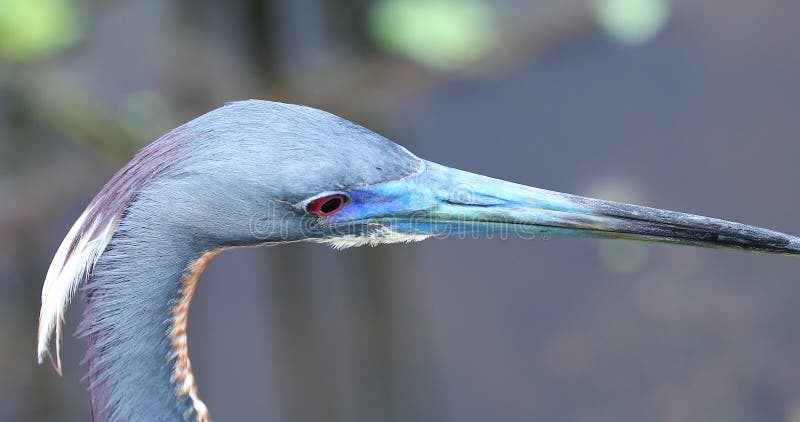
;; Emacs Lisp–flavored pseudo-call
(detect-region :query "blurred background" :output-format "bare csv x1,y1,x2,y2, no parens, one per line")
1,0,799,421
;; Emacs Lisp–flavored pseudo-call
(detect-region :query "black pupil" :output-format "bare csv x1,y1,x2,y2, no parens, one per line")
320,197,342,214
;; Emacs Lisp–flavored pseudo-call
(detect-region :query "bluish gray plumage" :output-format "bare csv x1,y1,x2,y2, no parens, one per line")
39,99,800,422
76,100,423,420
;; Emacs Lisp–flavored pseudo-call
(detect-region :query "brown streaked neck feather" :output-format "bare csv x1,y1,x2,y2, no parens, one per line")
170,250,226,422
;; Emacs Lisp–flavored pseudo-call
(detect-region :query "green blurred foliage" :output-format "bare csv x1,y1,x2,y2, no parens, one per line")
0,0,82,60
369,0,497,71
119,90,178,146
591,0,671,46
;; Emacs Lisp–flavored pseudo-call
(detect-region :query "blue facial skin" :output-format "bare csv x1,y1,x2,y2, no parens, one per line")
321,161,800,255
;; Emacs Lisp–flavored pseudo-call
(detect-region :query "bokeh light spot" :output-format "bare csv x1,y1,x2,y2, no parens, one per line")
0,0,82,60
587,179,651,274
369,0,498,71
590,0,670,46
598,239,650,275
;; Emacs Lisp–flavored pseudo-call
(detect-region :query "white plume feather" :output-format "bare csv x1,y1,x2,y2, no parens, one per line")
38,204,116,374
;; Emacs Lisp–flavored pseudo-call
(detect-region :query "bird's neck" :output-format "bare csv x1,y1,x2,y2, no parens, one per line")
81,224,215,422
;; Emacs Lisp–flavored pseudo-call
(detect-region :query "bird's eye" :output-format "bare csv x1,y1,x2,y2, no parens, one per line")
306,194,347,217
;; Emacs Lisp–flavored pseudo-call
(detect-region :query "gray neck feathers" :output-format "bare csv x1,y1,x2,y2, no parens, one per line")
79,212,204,421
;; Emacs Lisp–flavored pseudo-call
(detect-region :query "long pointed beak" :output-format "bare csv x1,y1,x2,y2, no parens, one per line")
340,161,800,255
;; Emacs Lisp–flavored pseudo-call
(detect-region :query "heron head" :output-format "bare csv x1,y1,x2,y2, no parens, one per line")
160,100,800,255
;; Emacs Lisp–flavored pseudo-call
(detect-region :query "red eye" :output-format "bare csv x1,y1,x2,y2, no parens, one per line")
306,194,347,217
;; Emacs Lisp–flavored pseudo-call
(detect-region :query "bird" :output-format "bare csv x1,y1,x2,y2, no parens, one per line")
38,100,800,421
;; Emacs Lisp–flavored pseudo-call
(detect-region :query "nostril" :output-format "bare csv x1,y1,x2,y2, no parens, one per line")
443,199,501,207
